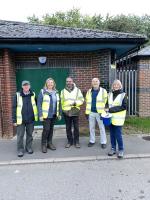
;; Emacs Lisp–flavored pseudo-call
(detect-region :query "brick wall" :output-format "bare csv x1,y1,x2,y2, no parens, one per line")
0,49,16,138
15,50,110,91
0,51,3,137
0,50,111,138
137,58,150,117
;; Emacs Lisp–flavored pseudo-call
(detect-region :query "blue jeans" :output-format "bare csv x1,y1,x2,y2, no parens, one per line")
109,124,124,151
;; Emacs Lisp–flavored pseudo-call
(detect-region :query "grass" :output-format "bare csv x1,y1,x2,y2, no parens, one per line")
79,117,150,136
124,116,150,134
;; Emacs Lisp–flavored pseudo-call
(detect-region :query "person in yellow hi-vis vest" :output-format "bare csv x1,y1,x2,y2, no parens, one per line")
38,78,61,153
85,78,107,148
61,77,84,148
12,81,38,157
107,79,127,159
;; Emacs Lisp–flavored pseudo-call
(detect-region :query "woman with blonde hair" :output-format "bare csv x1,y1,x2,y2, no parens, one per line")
38,78,61,153
107,79,127,159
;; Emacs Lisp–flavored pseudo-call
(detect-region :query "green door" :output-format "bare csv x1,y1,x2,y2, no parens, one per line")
16,68,69,125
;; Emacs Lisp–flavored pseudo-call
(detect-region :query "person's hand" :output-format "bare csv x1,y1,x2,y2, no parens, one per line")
39,117,43,121
13,123,17,127
57,115,62,121
108,108,112,113
85,114,89,120
99,114,103,120
73,102,76,106
104,108,109,112
70,102,76,106
53,114,57,119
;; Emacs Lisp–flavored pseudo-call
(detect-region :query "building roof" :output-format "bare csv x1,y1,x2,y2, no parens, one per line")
137,45,150,56
0,20,148,59
0,20,147,40
126,45,150,58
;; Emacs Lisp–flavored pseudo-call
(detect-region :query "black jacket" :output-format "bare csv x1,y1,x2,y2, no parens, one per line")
12,89,37,124
108,89,127,113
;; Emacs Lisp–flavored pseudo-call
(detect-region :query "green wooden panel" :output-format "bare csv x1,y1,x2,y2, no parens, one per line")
16,68,69,125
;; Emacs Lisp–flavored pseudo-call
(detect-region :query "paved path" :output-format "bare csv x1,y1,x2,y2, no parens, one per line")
0,158,150,200
0,132,150,165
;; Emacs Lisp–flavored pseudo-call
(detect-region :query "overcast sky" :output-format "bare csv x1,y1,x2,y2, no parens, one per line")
0,0,150,22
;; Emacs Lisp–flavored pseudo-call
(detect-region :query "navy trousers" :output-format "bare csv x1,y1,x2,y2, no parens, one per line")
109,124,124,151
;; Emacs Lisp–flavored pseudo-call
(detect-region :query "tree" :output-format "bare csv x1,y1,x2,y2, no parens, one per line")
27,14,41,24
27,8,150,42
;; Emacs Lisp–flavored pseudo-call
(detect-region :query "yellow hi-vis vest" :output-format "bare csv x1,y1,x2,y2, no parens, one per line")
108,92,126,126
61,87,84,111
16,92,38,125
85,87,107,114
42,91,60,119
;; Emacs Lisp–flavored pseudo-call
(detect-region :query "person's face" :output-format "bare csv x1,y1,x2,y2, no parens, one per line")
113,83,121,91
92,79,100,88
22,84,30,92
46,80,54,89
66,78,73,88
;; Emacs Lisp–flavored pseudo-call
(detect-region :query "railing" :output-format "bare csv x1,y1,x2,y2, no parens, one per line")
116,70,137,116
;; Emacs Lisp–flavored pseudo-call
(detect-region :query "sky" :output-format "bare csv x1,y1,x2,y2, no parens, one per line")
0,0,150,22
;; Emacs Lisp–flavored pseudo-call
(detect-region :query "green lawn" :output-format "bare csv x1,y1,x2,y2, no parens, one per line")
79,117,150,136
124,117,150,134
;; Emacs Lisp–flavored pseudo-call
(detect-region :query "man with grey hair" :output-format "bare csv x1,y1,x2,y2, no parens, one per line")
85,78,107,148
12,81,38,157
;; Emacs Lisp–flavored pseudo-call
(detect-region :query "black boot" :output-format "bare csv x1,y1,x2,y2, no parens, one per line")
47,143,56,150
42,145,47,153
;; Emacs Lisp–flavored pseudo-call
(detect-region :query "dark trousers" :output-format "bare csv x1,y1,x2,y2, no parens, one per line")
42,118,55,145
17,122,34,151
64,114,79,144
109,124,124,151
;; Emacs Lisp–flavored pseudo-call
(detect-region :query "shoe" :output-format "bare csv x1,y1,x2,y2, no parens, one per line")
65,143,72,148
26,147,33,154
108,149,116,156
42,145,47,153
18,150,24,157
118,151,124,159
101,144,107,149
75,143,80,148
47,143,56,150
88,142,95,147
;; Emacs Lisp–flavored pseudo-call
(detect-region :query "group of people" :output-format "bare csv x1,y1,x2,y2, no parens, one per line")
12,77,127,159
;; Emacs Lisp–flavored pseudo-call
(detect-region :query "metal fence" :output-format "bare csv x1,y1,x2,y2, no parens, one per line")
116,69,137,116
